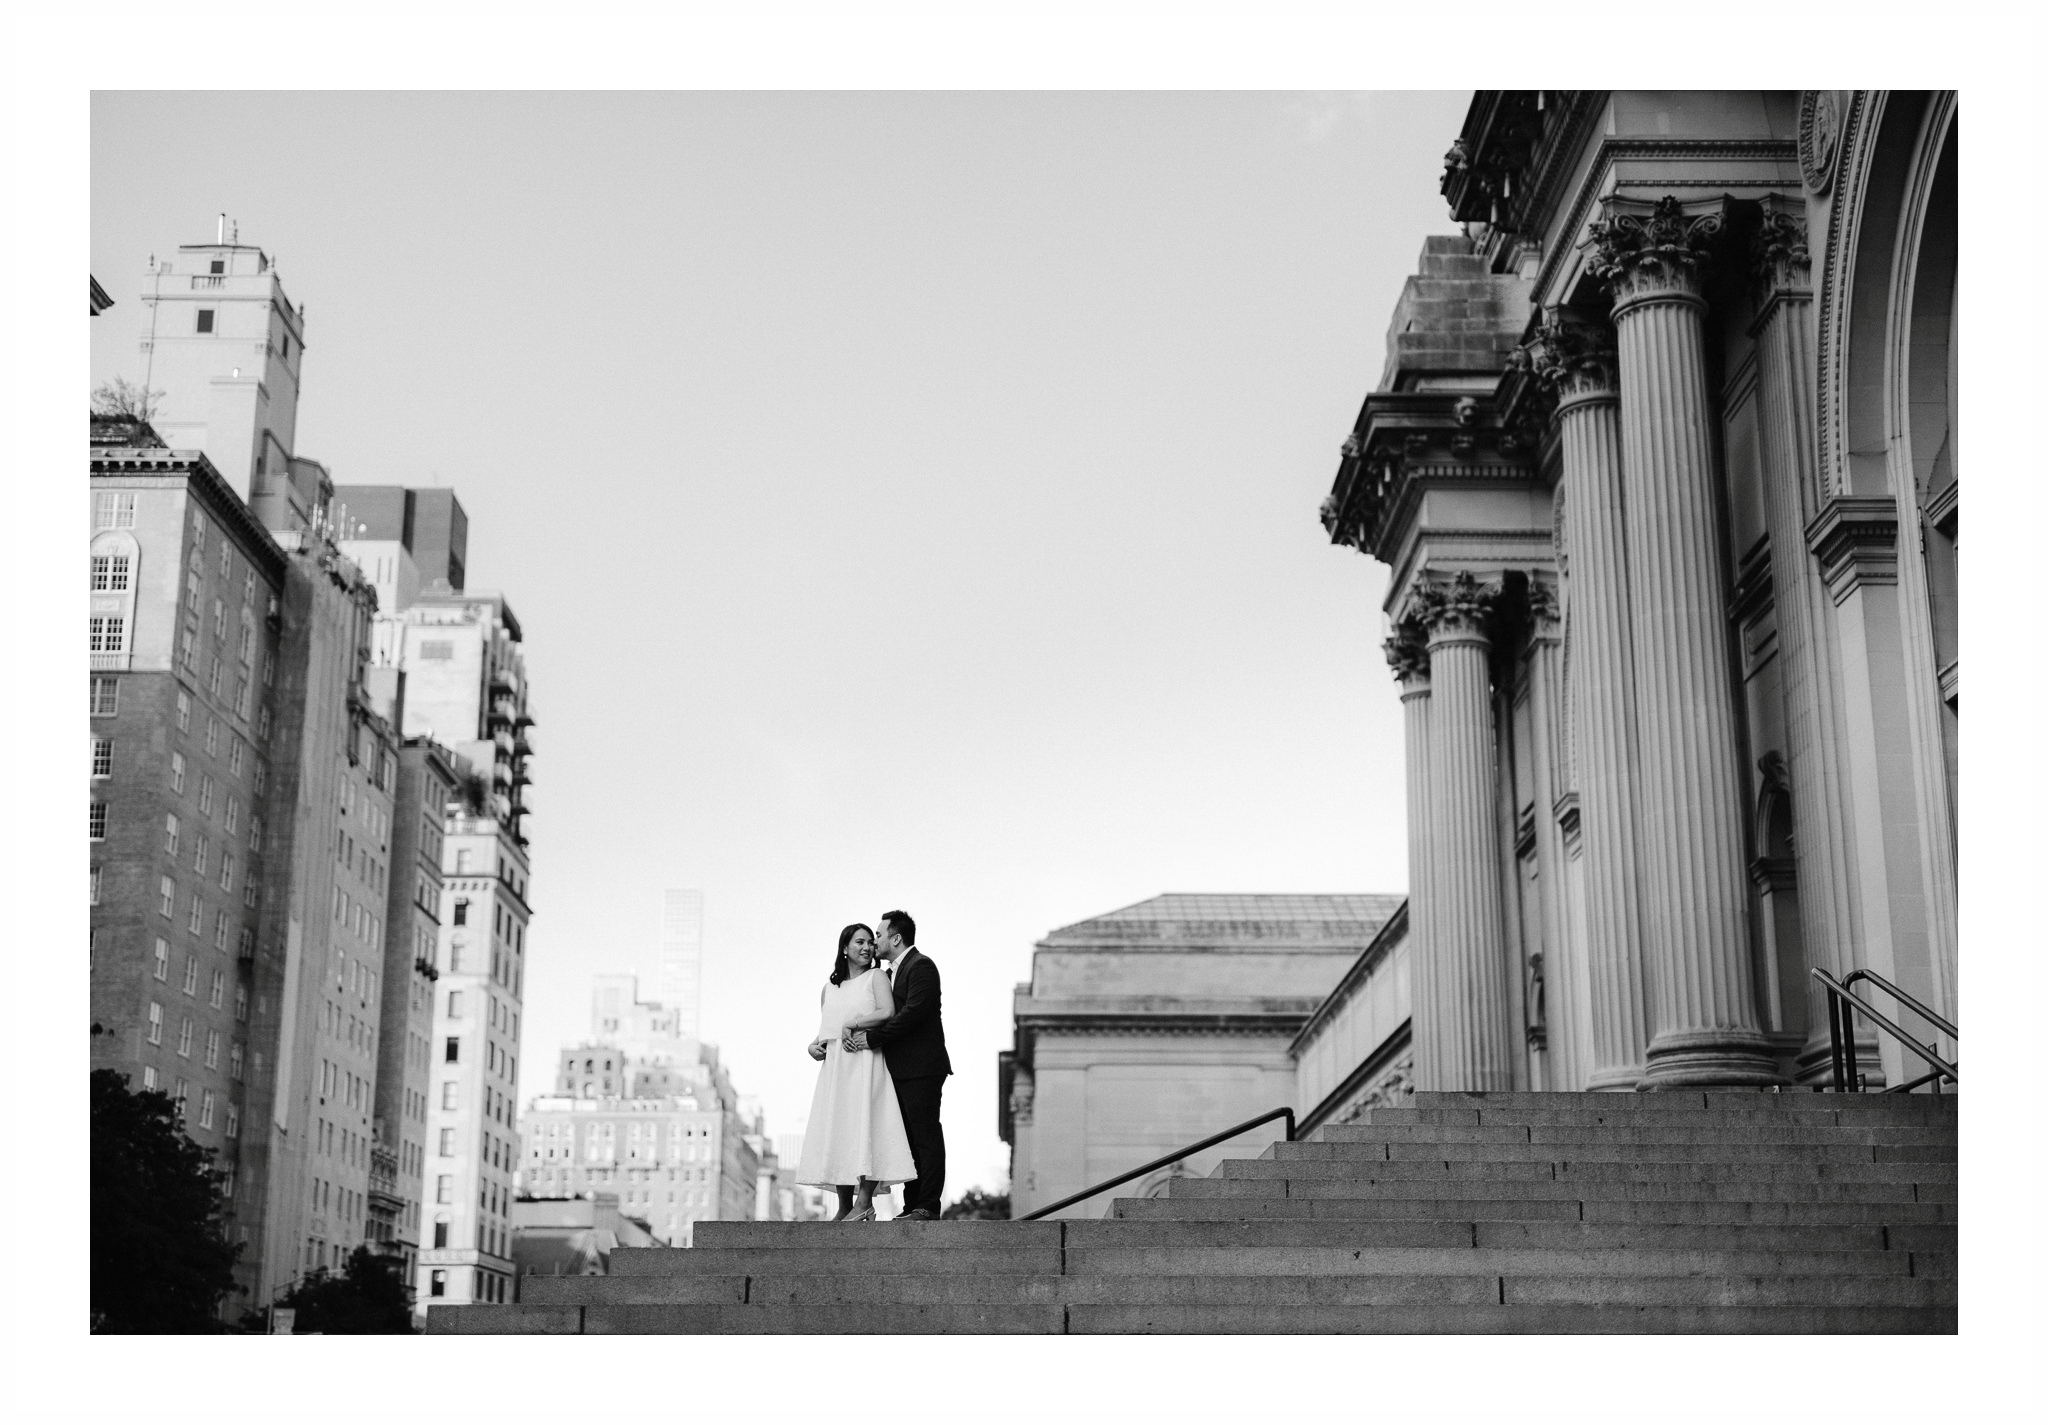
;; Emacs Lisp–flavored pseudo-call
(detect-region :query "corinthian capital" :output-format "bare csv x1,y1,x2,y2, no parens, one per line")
1585,195,1725,308
1383,620,1430,684
1751,194,1811,296
1413,570,1502,643
1517,310,1619,404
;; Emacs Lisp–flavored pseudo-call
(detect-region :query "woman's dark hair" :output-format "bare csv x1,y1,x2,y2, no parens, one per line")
830,923,874,986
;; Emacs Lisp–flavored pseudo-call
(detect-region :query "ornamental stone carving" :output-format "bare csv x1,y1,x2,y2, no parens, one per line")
1751,194,1811,295
1517,311,1620,405
1411,570,1504,643
1382,620,1430,683
1585,195,1725,307
1798,90,1841,195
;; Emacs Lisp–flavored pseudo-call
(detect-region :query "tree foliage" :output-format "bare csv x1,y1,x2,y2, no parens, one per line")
90,1069,241,1333
90,377,164,423
941,1187,1011,1220
269,1245,417,1334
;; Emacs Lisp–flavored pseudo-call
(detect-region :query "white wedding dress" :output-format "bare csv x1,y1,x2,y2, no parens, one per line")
795,967,917,1189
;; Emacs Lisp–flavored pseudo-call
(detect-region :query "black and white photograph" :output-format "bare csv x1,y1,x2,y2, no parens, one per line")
17,4,2040,1421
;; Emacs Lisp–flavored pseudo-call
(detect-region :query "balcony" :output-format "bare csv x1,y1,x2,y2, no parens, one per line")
190,274,225,290
491,759,512,787
487,697,516,728
414,954,440,982
488,668,516,695
89,652,131,671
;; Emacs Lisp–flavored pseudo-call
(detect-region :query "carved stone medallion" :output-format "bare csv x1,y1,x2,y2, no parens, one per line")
1799,90,1840,196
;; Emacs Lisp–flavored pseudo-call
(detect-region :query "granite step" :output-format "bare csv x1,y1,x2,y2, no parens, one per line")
612,1246,1060,1276
1111,1195,1956,1225
1312,1122,1957,1145
1215,1156,1952,1181
1268,1140,1924,1164
509,1267,1953,1310
1059,1245,1930,1277
1167,1176,1944,1202
1349,1106,1955,1130
1062,1303,1953,1334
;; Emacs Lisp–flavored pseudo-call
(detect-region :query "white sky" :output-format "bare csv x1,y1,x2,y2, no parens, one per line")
90,90,1465,1196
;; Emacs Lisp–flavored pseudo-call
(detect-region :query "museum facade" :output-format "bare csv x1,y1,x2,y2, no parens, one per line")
1321,91,1957,1094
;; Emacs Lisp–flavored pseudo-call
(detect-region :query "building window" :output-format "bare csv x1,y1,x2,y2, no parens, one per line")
244,570,256,605
187,895,203,935
185,567,201,613
258,706,271,740
205,717,220,757
198,773,216,815
177,691,192,732
212,598,227,642
209,968,225,1008
441,1082,458,1110
142,1066,157,1090
93,492,137,529
89,865,101,906
91,553,133,591
429,1270,446,1297
204,1029,220,1069
213,910,229,950
249,814,263,850
226,1105,239,1139
182,956,198,995
91,737,113,777
196,308,215,333
209,658,222,697
444,1038,459,1064
152,938,169,981
219,857,233,893
448,990,464,1018
177,1018,193,1057
192,836,208,876
230,1041,244,1078
198,1090,216,1129
91,677,119,717
147,1002,163,1044
224,798,239,835
237,927,253,960
171,752,186,794
89,616,125,654
218,545,232,581
435,1177,451,1205
159,876,175,917
229,739,245,776
163,813,180,857
439,1128,455,1157
234,986,247,1022
89,802,107,841
173,1079,189,1115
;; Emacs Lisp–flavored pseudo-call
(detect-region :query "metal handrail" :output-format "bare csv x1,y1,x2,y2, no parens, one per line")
1841,967,1958,1041
1812,968,1958,1094
1018,1106,1295,1221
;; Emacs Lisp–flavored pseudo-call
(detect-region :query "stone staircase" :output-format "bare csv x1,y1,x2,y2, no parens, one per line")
430,1091,1956,1334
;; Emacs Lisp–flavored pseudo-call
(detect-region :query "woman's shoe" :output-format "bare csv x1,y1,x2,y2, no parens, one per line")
843,1204,877,1222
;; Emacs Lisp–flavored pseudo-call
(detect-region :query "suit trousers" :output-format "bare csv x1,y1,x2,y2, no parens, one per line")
891,1074,946,1215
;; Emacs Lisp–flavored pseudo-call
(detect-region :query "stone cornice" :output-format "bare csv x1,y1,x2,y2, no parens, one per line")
90,446,288,580
1441,91,1603,246
1015,1011,1315,1039
1805,494,1898,605
1288,900,1410,1057
1534,138,1798,305
1323,392,1538,563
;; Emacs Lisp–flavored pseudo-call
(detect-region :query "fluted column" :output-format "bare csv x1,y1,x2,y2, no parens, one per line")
1589,196,1776,1086
1525,315,1651,1090
1415,574,1517,1090
1385,624,1439,1087
1748,200,1857,1070
1519,580,1582,1086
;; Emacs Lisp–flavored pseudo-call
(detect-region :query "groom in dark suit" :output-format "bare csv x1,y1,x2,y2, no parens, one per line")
843,909,950,1219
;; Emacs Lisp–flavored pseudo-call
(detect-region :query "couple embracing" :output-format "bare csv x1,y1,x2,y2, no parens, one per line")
794,910,951,1221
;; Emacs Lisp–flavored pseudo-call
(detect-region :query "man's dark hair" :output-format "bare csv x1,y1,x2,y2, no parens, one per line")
830,923,873,986
879,909,916,948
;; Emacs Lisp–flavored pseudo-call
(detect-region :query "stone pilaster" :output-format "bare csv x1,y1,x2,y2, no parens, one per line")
1384,623,1438,1087
1747,198,1859,1072
1413,574,1517,1091
1524,313,1651,1090
1587,196,1777,1087
1517,578,1584,1086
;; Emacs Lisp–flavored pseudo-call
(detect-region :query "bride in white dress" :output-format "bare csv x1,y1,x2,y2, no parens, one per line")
796,923,917,1220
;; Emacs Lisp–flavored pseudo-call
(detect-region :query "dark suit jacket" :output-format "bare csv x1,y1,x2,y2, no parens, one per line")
865,947,952,1080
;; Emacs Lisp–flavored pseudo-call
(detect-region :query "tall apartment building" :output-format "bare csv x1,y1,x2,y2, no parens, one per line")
417,774,532,1307
366,734,468,1284
89,421,289,1302
133,234,329,531
331,482,536,1310
519,978,763,1246
656,889,704,1038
